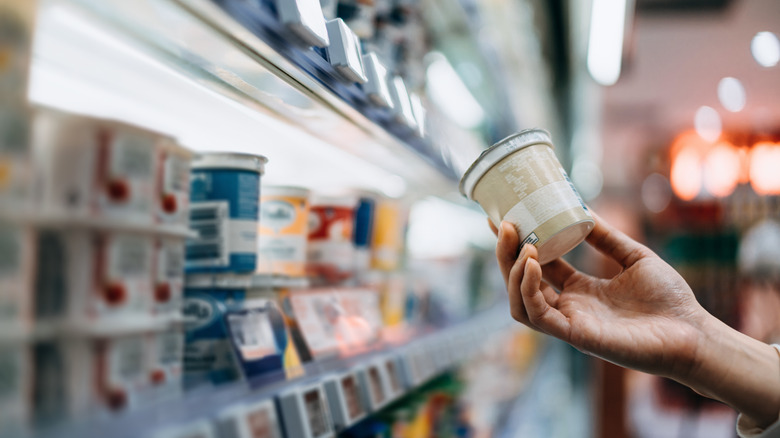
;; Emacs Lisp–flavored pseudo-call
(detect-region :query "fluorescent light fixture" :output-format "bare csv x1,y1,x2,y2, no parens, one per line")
587,0,628,86
694,105,721,142
425,52,485,129
751,31,780,68
717,77,746,113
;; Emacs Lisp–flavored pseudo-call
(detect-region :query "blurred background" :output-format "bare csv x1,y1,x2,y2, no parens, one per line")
0,0,778,437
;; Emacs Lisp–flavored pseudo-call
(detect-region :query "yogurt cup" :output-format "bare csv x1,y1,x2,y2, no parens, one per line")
460,129,594,265
307,195,357,282
257,186,310,278
187,153,267,273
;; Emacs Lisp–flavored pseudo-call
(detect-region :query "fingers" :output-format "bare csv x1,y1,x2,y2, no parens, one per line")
496,221,520,284
541,258,578,291
586,213,652,268
516,255,571,339
506,244,568,338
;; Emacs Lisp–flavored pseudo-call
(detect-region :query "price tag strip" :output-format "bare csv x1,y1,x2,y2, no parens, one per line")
216,399,283,438
322,371,366,430
277,383,334,438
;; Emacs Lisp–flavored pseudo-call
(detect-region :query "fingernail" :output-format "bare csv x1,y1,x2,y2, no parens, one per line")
497,222,504,239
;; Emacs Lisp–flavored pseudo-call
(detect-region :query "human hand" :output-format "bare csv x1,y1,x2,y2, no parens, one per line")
494,215,709,378
493,215,780,427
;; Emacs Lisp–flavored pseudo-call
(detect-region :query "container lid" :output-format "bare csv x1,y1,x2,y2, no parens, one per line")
458,129,553,200
310,194,358,208
262,185,311,197
192,152,268,174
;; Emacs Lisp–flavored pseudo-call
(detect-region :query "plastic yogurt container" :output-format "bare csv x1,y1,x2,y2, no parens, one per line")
187,153,267,273
459,129,594,265
307,195,357,279
257,186,311,277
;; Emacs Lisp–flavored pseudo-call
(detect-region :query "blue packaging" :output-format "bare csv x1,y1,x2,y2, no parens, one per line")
186,153,267,273
353,196,375,249
182,289,246,388
353,195,375,273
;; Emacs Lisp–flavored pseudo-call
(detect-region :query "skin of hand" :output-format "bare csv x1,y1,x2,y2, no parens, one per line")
493,215,780,427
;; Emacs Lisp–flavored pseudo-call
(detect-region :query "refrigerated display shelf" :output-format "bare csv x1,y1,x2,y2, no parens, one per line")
0,314,184,342
35,0,456,197
205,0,438,156
185,273,310,290
31,306,512,438
0,209,195,238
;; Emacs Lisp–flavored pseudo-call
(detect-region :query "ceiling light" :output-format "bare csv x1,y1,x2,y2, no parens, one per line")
587,0,628,86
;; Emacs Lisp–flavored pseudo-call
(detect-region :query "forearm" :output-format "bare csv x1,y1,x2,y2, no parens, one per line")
679,315,780,427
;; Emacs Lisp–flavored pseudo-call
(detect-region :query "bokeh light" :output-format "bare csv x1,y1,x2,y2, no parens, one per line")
751,31,780,68
671,146,702,200
694,106,722,142
717,77,746,112
749,142,780,194
703,142,740,197
641,173,672,213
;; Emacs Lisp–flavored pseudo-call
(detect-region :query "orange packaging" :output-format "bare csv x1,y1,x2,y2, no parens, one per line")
257,186,310,277
370,200,405,271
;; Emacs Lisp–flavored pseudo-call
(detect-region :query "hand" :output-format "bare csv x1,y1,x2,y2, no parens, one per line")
493,215,780,427
494,216,708,378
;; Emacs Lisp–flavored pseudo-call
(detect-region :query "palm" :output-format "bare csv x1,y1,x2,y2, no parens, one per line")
496,219,708,376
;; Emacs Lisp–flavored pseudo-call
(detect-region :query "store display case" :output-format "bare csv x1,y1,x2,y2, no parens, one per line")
0,0,562,436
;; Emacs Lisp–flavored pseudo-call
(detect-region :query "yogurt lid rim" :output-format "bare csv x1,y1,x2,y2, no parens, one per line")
262,185,311,196
458,128,553,200
192,152,269,173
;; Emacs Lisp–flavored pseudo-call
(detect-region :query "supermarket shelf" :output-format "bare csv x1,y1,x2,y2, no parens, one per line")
0,209,194,238
32,0,458,198
185,273,310,290
0,314,184,342
32,306,514,438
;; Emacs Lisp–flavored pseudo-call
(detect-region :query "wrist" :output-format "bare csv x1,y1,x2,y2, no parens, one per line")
679,315,780,427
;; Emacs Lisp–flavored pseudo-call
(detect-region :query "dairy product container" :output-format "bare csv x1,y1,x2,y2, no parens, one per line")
187,153,267,273
307,195,357,282
257,186,310,277
459,129,594,264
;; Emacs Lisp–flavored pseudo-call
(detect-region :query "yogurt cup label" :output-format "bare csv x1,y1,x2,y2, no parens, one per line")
257,190,310,277
187,165,261,273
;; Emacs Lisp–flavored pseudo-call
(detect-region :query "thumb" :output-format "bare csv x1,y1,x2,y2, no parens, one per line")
586,213,651,268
